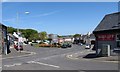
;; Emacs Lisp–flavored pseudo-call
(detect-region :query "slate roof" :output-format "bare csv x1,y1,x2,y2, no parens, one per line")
93,12,120,32
0,23,7,28
90,34,95,39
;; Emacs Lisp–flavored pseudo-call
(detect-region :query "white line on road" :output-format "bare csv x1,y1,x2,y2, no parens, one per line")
27,61,60,68
4,60,60,68
4,63,22,67
1,51,36,60
0,67,2,68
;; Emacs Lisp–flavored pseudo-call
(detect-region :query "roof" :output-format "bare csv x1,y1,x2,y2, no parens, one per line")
93,12,120,32
81,35,87,39
90,34,95,39
0,23,7,29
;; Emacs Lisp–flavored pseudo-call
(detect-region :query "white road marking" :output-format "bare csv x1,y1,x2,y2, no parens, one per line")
27,61,60,68
4,63,22,67
4,60,60,68
1,51,36,60
4,64,15,67
0,67,2,68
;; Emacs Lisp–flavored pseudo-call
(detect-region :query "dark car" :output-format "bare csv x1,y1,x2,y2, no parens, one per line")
67,43,72,47
61,43,68,48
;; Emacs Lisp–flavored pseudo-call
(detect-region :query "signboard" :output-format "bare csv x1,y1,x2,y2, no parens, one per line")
97,34,115,41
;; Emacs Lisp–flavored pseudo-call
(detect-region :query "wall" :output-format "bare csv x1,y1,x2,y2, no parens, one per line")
96,40,117,56
95,33,118,56
0,24,8,55
0,27,2,54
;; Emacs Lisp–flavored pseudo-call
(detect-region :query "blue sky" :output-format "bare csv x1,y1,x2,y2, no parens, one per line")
2,2,118,35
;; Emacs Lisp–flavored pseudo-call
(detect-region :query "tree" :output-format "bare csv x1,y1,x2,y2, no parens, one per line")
7,27,39,41
57,35,63,38
39,31,47,41
7,27,17,34
73,34,81,38
73,34,81,44
20,29,39,41
29,33,39,41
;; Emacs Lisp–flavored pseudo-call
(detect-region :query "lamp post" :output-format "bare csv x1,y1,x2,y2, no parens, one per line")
16,11,30,52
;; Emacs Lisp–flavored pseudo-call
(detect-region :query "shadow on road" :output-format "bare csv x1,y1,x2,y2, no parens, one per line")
83,53,100,59
83,53,119,61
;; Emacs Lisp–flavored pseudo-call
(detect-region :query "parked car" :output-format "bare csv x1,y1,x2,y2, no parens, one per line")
14,41,23,51
31,41,38,46
85,44,91,49
61,42,72,48
67,43,72,47
61,43,68,48
78,43,83,46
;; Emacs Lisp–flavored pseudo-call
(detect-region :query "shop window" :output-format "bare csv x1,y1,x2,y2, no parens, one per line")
116,34,120,47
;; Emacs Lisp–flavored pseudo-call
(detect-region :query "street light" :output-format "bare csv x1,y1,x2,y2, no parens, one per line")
17,11,30,52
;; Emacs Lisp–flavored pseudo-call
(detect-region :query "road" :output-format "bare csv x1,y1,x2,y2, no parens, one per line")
2,44,118,70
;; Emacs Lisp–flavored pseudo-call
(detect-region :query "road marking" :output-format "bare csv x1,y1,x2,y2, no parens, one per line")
0,67,2,69
4,60,60,68
101,61,118,63
1,51,36,60
4,63,22,67
27,61,60,68
4,64,15,67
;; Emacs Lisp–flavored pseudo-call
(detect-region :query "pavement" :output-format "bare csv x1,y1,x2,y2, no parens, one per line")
1,46,36,60
66,48,119,63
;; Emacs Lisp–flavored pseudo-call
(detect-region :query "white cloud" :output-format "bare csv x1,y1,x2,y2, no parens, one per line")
29,11,59,18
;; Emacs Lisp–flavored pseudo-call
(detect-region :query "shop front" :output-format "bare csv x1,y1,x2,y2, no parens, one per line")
93,12,120,56
94,31,120,56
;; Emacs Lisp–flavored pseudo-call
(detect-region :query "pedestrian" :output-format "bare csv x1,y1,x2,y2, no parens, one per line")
7,35,11,54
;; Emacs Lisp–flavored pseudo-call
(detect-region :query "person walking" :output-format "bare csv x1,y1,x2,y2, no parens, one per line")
7,35,11,54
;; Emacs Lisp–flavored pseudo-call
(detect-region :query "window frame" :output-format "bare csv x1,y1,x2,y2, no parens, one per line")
116,34,120,48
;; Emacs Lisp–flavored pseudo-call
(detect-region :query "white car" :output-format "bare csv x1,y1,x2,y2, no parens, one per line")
85,44,91,49
78,43,83,46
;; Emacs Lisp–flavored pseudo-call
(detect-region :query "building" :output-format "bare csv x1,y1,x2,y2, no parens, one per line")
58,37,74,43
93,12,120,56
13,32,26,45
48,34,58,43
0,23,8,55
80,34,95,44
89,34,96,44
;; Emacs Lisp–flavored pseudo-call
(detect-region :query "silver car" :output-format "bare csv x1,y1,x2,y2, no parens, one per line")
85,44,91,49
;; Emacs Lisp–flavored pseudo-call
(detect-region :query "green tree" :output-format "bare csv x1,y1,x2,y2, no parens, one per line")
7,27,17,34
39,31,47,41
7,27,39,41
57,35,63,38
30,33,39,41
21,29,39,41
73,34,81,38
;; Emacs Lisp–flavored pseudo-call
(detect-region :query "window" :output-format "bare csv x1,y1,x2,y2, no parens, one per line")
116,34,120,47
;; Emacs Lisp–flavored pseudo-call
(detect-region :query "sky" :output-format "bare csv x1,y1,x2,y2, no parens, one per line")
1,0,120,2
2,2,118,35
